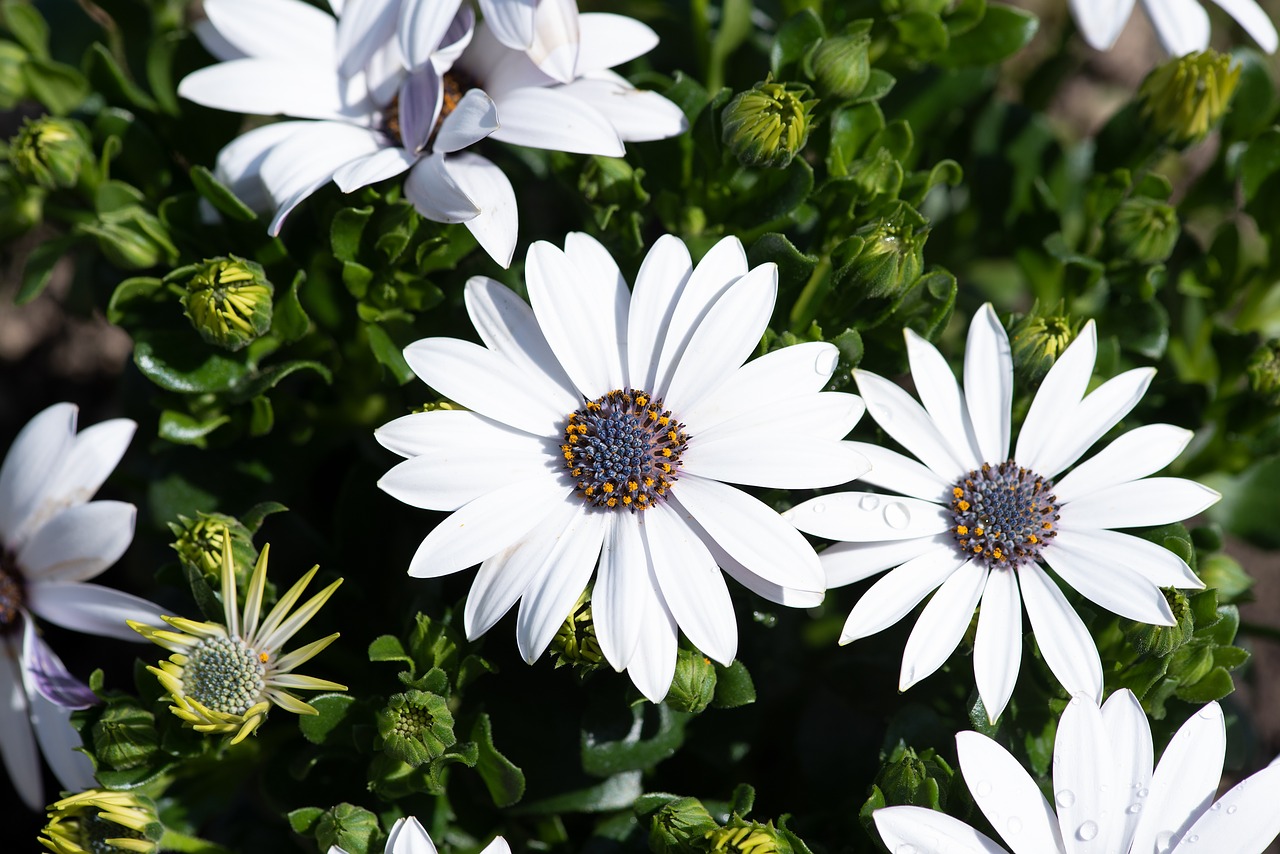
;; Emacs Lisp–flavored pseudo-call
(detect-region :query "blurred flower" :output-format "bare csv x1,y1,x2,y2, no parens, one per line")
129,535,344,743
175,256,274,351
1069,0,1276,56
38,789,163,854
1140,50,1240,143
807,24,871,99
1107,196,1181,263
329,816,510,854
787,305,1218,721
9,116,90,190
0,403,165,810
1247,339,1280,403
376,233,867,701
181,0,684,266
721,80,817,168
875,690,1280,853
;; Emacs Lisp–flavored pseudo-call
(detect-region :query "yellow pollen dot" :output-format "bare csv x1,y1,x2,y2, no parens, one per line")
956,525,969,535
644,476,655,487
973,545,983,553
628,481,638,492
636,395,648,406
1028,534,1038,543
957,500,970,511
584,486,595,496
974,527,984,536
638,494,649,503
602,483,614,493
1042,521,1053,529
993,548,1004,560
953,487,964,498
661,463,671,472
667,431,677,442
622,495,632,505
259,652,270,663
662,449,672,457
658,415,670,426
606,497,617,507
568,435,579,444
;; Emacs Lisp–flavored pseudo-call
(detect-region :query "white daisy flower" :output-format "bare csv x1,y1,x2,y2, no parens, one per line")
875,689,1280,854
376,233,869,701
0,403,167,810
329,815,510,854
786,305,1219,721
1069,0,1277,56
181,0,685,267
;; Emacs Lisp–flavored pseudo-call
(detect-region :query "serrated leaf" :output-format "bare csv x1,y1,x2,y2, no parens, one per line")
298,693,356,745
241,501,287,533
368,635,413,668
581,702,689,776
1175,667,1235,704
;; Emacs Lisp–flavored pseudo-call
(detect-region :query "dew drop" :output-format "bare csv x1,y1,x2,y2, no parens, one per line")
1137,787,1149,799
811,502,827,514
902,665,916,685
884,501,910,529
1126,803,1142,815
814,348,838,377
1075,821,1098,841
975,780,993,797
1155,831,1175,853
1227,805,1238,815
1210,802,1222,811
872,404,894,424
1186,834,1200,844
1006,817,1023,835
859,494,881,511
1055,789,1076,808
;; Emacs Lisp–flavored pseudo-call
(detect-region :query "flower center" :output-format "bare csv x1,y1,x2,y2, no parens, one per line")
561,389,688,511
182,635,266,716
949,461,1059,568
0,548,25,634
80,813,148,854
384,70,478,151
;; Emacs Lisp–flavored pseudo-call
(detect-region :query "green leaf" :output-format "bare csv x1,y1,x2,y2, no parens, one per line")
749,233,819,296
241,501,287,533
942,4,1038,67
770,10,824,77
1207,455,1280,548
2,0,46,57
181,562,224,623
133,333,251,394
849,69,896,105
226,359,332,404
729,783,756,817
472,713,525,807
158,410,231,447
581,702,689,776
272,271,310,342
22,56,87,114
1223,48,1276,141
248,395,274,436
368,635,414,668
366,323,416,385
711,660,756,708
287,807,324,836
145,30,182,115
708,0,753,89
106,276,163,324
1175,666,1235,704
190,165,258,222
342,260,373,298
331,206,373,262
299,693,356,745
17,235,77,304
1240,128,1280,202
85,43,158,112
511,770,643,815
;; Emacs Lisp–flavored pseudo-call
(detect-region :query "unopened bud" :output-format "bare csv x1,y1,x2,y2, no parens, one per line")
173,255,274,351
807,23,872,99
1008,304,1081,384
836,203,928,302
169,512,257,583
705,821,791,854
665,648,718,714
1140,49,1239,143
10,115,90,189
550,587,604,672
1107,197,1180,264
91,700,160,771
314,804,379,854
375,689,456,767
721,80,818,168
79,207,178,270
649,797,719,854
1125,589,1194,657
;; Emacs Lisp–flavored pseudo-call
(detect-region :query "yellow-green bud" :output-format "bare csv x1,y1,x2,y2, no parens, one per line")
836,203,928,303
1106,197,1180,264
10,116,91,189
1140,50,1239,144
649,797,719,854
38,789,163,854
175,255,274,351
806,24,872,99
721,80,818,168
375,689,456,767
1247,340,1280,404
705,821,791,854
1008,304,1081,384
665,648,718,714
168,512,259,585
314,804,380,854
550,587,604,672
79,207,178,270
91,700,160,771
1124,589,1194,657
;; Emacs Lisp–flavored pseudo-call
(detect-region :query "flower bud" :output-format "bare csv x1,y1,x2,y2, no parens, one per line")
9,115,91,189
874,743,956,809
174,255,274,351
79,207,178,270
807,24,872,99
721,80,818,168
1140,50,1239,143
1248,340,1280,404
169,512,259,582
1124,588,1194,657
665,648,718,714
38,790,164,854
1008,304,1081,384
648,797,719,854
836,203,928,303
1106,197,1180,264
314,804,380,854
705,821,791,854
550,587,604,672
91,700,160,771
375,689,456,767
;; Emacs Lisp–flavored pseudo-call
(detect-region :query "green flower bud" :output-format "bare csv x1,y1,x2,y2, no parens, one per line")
1008,303,1082,384
91,700,160,771
174,256,274,351
1140,50,1239,143
38,789,164,854
168,512,258,583
376,689,456,767
836,203,928,303
550,587,604,672
1124,588,1194,657
807,24,872,99
0,40,29,108
1247,340,1280,404
79,207,178,270
1106,197,1180,264
579,155,650,209
649,797,719,854
705,821,791,854
314,804,380,854
9,116,91,189
665,648,718,714
874,743,956,809
721,80,818,168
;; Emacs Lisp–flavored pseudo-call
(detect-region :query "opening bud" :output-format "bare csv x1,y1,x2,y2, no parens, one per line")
1106,196,1180,264
721,79,818,168
375,689,456,767
10,115,91,190
1123,588,1194,657
1140,50,1240,144
665,648,718,714
173,255,274,351
550,587,604,672
1008,303,1081,384
38,790,163,854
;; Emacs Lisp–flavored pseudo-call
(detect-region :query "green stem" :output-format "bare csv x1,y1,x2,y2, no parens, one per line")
790,254,832,333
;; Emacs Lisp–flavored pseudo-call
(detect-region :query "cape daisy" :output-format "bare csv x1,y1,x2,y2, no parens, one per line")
786,305,1219,721
1069,0,1277,56
376,233,869,701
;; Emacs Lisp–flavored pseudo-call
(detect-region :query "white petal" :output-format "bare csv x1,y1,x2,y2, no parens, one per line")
336,0,403,76
1069,0,1137,49
402,337,567,435
661,264,777,412
1144,0,1211,55
332,146,416,192
957,731,1063,854
575,13,659,74
1016,321,1096,469
404,152,481,222
1042,542,1174,625
899,560,988,691
627,563,679,702
0,638,41,810
42,418,135,515
1028,368,1156,480
386,816,440,854
695,392,864,445
526,0,579,83
27,583,168,641
703,533,826,609
490,86,624,155
515,508,606,662
179,59,364,121
428,3,475,73
670,476,824,595
1054,694,1113,854
644,503,737,664
262,122,388,234
406,476,571,577
787,493,951,542
1018,562,1102,701
193,18,244,62
1053,528,1202,590
0,402,76,547
213,121,309,213
1173,763,1280,853
525,239,627,397
463,276,579,410
1212,0,1278,52
399,0,466,71
464,501,578,638
974,567,1022,722
27,689,96,794
1132,702,1224,853
856,370,966,482
963,304,1014,464
905,328,982,471
1052,424,1193,504
17,501,136,584
627,235,693,393
375,408,551,459
396,68,443,155
558,74,688,142
563,231,631,385
1099,689,1153,852
819,535,953,588
480,837,511,854
683,437,867,490
434,89,500,152
365,35,407,106
481,0,536,49
448,152,518,267
593,513,649,669
680,341,838,432
378,445,557,512
1059,477,1220,530
203,0,337,63
839,547,967,643
875,806,1011,854
847,442,951,502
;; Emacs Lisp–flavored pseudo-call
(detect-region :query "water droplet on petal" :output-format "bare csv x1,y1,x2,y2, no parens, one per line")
811,502,826,514
859,494,881,511
1210,802,1222,811
1056,789,1076,808
1127,803,1142,815
872,404,894,424
902,665,916,685
884,501,910,529
1187,834,1200,844
1155,831,1175,853
1227,805,1238,815
975,780,993,797
1006,817,1023,835
1076,821,1098,841
816,349,839,377
1137,787,1149,798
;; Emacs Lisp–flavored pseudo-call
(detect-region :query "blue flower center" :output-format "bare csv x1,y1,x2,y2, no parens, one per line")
561,389,688,512
949,461,1059,568
183,635,266,716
